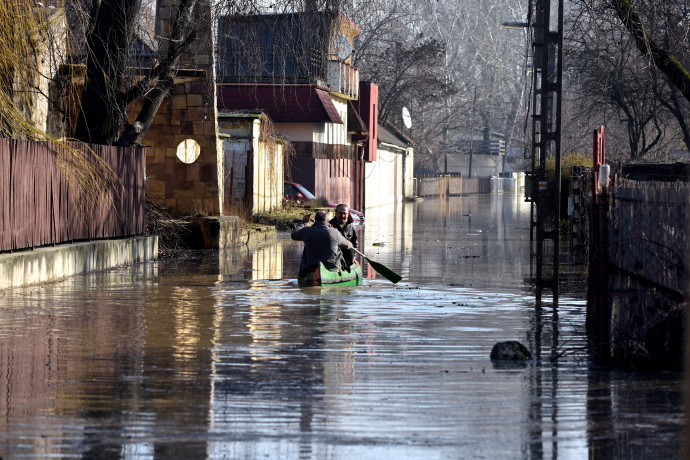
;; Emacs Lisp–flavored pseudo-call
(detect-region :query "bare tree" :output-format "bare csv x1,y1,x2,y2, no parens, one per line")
609,0,690,103
349,0,530,171
430,0,529,149
566,0,690,160
70,0,201,146
345,0,453,169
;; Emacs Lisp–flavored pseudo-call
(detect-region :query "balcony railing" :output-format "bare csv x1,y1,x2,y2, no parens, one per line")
327,59,359,100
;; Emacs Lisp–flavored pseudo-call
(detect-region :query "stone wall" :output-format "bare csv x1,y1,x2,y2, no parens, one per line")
139,78,221,216
143,0,221,217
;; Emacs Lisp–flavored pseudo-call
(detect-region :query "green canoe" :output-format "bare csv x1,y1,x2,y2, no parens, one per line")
298,262,363,287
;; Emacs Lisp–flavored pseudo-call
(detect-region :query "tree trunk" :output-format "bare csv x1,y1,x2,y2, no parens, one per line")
116,0,199,147
73,0,141,145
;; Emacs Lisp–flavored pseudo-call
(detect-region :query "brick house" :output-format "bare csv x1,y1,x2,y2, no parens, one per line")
215,11,366,210
50,3,415,218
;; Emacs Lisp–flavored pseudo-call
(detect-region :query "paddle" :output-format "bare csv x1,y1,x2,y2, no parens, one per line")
353,248,402,284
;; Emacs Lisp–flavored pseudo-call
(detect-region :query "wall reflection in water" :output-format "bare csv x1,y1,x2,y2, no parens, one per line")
209,287,340,458
359,201,414,280
251,243,284,281
406,194,533,288
218,242,284,282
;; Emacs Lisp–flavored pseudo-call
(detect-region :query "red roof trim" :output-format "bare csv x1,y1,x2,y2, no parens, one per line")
314,89,343,124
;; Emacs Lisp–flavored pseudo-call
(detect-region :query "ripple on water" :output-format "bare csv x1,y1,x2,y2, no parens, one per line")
0,196,682,459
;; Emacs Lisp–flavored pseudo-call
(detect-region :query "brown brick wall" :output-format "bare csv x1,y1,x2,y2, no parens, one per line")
144,0,220,217
140,78,220,216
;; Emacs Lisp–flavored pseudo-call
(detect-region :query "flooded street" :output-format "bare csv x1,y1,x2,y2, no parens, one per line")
0,195,683,459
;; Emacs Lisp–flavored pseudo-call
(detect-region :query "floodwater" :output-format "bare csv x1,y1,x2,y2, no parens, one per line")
0,195,683,459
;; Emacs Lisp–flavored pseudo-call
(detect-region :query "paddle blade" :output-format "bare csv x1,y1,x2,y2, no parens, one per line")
365,257,402,284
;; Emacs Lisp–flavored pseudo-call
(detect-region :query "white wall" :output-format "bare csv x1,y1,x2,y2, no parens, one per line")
219,118,283,214
275,96,349,145
403,147,414,198
309,96,348,145
446,153,503,177
364,145,402,210
253,138,283,213
325,96,348,145
275,123,314,142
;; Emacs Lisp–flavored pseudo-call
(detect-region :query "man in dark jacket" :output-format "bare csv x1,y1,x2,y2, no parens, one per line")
329,204,358,266
291,210,353,277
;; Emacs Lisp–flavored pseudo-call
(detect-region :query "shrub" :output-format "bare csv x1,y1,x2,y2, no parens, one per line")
545,152,592,182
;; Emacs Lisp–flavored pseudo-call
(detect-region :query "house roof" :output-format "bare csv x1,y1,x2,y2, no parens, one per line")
378,122,413,149
217,85,343,124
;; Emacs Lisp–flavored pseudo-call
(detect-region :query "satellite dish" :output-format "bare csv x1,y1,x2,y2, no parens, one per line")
402,106,412,129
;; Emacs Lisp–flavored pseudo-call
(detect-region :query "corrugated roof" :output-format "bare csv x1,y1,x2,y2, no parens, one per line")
377,123,413,148
217,85,343,124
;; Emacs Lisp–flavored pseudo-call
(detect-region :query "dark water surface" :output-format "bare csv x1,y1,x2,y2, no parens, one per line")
0,195,683,459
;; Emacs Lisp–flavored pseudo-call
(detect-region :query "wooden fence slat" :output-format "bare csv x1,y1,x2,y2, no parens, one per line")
0,140,145,252
0,139,10,249
609,180,689,294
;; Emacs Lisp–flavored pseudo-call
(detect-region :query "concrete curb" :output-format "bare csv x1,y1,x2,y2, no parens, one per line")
186,216,277,250
0,236,158,290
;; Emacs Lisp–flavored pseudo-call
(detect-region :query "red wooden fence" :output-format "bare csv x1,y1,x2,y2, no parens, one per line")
0,139,145,251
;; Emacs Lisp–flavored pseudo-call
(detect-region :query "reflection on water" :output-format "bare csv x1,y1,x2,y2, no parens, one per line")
0,195,682,458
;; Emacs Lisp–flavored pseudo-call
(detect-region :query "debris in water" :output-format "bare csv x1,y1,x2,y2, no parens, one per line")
490,341,532,362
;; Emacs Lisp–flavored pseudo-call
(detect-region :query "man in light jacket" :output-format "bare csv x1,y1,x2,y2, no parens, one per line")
329,203,357,267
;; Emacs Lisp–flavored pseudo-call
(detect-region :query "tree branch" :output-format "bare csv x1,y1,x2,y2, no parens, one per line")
122,29,198,106
611,0,690,104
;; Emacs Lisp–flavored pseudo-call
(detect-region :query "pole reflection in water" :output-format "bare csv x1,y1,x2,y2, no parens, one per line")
525,297,563,460
0,195,682,459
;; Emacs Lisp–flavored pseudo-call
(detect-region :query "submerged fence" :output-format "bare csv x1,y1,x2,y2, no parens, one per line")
0,139,145,252
608,179,688,296
414,174,522,197
592,178,688,368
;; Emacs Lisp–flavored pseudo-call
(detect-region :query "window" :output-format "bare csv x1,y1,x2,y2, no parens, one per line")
176,139,200,164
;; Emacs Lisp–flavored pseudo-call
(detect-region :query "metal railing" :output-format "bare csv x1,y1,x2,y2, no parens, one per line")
327,59,359,100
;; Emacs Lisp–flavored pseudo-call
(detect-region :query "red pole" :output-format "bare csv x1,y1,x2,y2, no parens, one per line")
588,124,609,357
592,125,605,198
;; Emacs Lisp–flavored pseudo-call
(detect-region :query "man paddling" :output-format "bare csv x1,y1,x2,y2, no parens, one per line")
328,203,358,267
291,210,353,278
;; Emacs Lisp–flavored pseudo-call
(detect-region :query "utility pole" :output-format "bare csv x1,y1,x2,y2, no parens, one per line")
530,0,563,302
469,86,477,178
